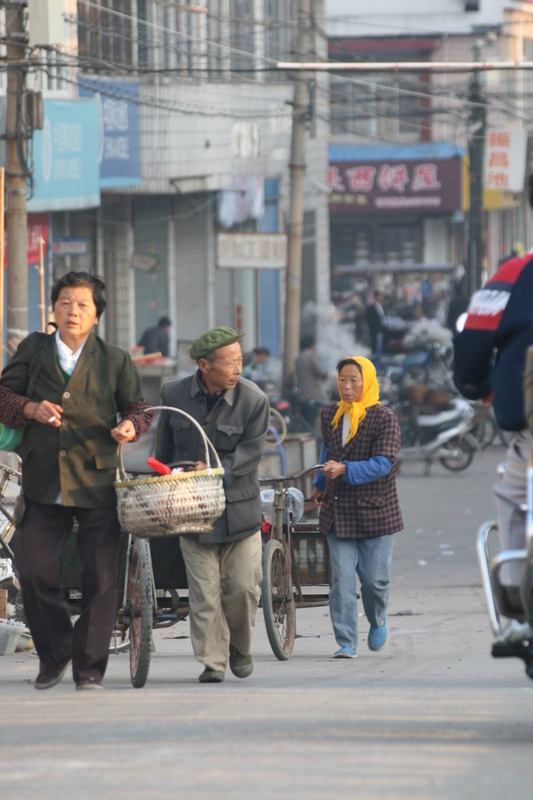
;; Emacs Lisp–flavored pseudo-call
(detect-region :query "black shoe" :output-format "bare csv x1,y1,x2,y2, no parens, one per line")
34,654,72,690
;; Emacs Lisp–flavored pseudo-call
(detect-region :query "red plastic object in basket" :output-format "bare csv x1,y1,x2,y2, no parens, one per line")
146,457,172,475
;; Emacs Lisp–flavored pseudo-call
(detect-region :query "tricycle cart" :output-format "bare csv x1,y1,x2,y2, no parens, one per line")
259,464,329,660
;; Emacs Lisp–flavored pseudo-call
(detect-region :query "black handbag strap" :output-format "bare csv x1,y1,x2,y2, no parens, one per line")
26,333,51,398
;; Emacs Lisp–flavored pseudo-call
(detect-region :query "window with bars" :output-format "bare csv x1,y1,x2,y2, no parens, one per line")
330,75,422,139
77,0,134,70
230,0,254,73
263,0,297,67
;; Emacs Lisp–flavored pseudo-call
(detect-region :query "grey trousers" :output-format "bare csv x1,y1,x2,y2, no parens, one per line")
493,430,533,586
179,532,262,672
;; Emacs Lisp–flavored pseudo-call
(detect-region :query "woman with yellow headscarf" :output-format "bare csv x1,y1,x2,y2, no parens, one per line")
311,356,403,659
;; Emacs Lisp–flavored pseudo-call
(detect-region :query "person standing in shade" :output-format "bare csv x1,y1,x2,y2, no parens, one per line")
155,327,269,683
138,316,172,357
311,356,402,659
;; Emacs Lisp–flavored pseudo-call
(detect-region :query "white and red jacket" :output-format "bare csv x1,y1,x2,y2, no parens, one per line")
453,254,533,431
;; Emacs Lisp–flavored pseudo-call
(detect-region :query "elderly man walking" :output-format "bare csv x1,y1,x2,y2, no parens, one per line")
155,327,269,683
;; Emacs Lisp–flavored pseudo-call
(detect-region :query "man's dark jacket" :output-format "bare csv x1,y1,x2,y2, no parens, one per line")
453,254,533,431
155,372,270,544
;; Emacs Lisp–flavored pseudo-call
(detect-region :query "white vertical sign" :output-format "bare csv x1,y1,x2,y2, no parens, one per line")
484,129,527,192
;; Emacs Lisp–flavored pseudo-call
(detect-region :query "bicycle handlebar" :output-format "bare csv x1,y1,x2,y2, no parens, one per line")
259,464,325,484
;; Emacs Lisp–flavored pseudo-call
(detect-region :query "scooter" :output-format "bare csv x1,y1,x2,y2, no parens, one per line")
476,345,533,680
477,451,533,681
395,398,478,474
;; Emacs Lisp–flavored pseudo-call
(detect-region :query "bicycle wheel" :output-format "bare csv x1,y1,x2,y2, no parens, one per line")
262,539,295,661
125,537,153,688
439,437,474,471
266,407,288,445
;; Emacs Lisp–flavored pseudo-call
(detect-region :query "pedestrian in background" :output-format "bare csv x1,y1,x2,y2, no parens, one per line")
312,356,402,659
138,315,172,357
242,346,271,381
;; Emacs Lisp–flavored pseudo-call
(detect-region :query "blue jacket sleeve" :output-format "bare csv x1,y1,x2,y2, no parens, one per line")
312,442,328,490
312,446,392,489
342,455,392,485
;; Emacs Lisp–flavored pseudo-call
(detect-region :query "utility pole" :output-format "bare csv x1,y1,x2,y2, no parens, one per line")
5,1,29,358
467,39,487,297
282,0,311,389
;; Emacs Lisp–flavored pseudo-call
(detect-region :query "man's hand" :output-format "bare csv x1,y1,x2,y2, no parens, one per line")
194,460,208,471
321,460,346,480
111,420,136,443
23,400,63,427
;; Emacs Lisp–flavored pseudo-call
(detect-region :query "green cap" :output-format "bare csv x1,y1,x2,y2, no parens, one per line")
189,327,245,360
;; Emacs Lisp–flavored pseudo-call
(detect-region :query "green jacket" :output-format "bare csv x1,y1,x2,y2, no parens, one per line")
0,331,144,508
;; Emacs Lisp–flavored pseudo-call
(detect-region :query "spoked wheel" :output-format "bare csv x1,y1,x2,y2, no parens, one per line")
262,539,295,661
125,537,153,688
439,437,475,471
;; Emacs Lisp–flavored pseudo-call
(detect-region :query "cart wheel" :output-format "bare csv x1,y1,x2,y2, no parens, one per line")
125,537,153,688
262,539,295,661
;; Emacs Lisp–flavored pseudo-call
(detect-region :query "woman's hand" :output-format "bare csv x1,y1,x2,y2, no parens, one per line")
111,420,136,443
311,487,324,505
23,400,63,427
321,460,346,480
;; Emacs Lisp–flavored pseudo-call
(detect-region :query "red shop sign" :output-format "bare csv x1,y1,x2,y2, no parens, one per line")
328,158,462,214
2,213,48,269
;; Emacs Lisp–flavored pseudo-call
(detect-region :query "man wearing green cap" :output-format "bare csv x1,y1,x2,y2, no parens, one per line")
155,327,270,683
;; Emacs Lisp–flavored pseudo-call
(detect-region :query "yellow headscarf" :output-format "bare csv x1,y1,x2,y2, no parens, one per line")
331,356,380,444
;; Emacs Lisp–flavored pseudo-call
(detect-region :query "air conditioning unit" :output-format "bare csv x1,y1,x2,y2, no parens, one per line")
465,1,480,11
28,0,64,47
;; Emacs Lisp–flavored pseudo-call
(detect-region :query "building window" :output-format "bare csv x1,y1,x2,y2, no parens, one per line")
330,75,421,139
264,0,297,66
230,0,254,73
77,0,133,70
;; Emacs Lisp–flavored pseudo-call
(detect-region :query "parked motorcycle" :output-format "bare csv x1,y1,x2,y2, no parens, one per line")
394,397,478,474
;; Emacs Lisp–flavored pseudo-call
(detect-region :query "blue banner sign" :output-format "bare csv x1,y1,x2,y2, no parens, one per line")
28,98,100,212
78,79,142,188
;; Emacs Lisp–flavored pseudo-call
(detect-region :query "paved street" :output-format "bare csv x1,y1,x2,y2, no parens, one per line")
1,445,532,799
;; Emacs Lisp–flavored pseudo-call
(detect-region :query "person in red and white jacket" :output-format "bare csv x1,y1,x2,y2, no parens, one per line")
453,249,533,590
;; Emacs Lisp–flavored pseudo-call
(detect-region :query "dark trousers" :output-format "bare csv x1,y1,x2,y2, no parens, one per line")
15,499,121,684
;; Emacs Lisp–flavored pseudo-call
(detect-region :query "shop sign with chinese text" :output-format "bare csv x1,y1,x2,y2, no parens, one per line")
216,233,287,269
328,158,462,214
483,129,527,193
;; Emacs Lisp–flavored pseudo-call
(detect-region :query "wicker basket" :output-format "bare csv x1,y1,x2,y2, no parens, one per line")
114,406,226,537
0,619,25,656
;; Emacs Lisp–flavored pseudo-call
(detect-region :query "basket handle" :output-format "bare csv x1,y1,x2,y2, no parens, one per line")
117,405,224,482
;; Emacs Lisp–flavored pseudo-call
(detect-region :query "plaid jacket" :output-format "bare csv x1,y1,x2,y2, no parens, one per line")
319,403,403,539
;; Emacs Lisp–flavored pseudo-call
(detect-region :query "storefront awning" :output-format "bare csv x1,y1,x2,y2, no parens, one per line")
329,142,465,163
